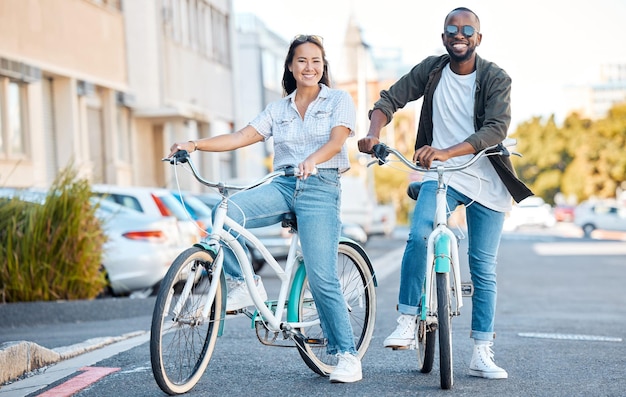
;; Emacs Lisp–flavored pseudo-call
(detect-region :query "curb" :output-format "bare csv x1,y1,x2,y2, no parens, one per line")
0,331,146,385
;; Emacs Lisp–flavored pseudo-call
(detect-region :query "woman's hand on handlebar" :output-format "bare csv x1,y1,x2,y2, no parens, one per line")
168,141,195,158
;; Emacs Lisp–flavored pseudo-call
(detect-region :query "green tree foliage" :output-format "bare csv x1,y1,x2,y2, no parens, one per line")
512,103,626,204
0,166,107,302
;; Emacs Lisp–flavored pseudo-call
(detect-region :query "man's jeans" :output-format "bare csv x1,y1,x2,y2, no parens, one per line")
398,181,505,341
216,169,357,355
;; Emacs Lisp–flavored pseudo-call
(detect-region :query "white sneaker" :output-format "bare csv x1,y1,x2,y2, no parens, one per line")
226,276,268,312
469,342,508,379
383,314,417,349
329,352,362,383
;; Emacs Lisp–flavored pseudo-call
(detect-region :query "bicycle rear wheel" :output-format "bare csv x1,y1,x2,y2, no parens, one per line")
436,272,453,389
296,241,376,375
150,247,224,395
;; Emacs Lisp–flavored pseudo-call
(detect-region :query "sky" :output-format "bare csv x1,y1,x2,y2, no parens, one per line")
233,0,626,130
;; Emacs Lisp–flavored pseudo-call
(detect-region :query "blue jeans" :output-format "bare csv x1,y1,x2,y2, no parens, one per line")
217,169,357,355
398,181,505,342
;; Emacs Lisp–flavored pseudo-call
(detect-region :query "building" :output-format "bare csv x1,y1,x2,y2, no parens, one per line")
0,0,238,191
564,63,626,120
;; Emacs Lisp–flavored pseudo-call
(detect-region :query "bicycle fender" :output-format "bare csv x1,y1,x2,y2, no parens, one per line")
434,233,451,273
287,258,306,322
339,238,378,287
193,242,218,255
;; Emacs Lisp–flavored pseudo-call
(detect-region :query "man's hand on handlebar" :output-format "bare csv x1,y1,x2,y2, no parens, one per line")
413,145,451,169
357,136,380,154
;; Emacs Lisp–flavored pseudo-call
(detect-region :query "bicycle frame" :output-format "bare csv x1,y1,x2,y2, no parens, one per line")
422,167,463,321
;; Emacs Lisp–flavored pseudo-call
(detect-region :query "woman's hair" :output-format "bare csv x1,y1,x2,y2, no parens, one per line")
281,35,330,95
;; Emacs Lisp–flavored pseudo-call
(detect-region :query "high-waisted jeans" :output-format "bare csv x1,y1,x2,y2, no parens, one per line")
398,181,505,341
217,169,357,355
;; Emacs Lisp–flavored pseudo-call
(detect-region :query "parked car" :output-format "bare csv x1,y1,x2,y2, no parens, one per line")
369,204,396,237
0,188,180,296
340,176,375,235
554,204,576,222
503,196,556,231
341,222,368,245
193,192,292,272
91,184,203,247
94,199,183,296
170,191,211,237
574,201,626,237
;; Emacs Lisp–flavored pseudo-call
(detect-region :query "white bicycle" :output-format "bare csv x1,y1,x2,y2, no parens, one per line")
370,140,517,389
150,150,377,395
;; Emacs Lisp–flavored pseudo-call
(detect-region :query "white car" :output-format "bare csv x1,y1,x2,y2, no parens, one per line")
92,184,203,247
574,201,626,237
0,188,181,296
503,196,556,231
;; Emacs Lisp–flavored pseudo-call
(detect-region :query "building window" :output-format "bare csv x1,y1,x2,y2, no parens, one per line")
0,77,27,158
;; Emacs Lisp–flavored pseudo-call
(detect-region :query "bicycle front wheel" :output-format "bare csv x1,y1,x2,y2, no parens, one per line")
436,272,453,389
296,241,377,375
150,247,224,395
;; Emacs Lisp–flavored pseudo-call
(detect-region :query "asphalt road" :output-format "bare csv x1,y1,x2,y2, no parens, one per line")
2,225,626,397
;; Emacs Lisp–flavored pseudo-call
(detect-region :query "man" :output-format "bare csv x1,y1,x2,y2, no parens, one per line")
358,7,532,379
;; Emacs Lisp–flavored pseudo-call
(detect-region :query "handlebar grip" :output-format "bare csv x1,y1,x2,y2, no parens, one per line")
372,143,389,165
163,150,190,165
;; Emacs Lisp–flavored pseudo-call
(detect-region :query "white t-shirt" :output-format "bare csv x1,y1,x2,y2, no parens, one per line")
425,64,512,212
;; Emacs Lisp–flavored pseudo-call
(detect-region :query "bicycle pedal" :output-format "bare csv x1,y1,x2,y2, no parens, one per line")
461,282,474,297
302,337,326,346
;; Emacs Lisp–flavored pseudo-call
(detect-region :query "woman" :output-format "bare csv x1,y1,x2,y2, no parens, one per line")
169,35,361,383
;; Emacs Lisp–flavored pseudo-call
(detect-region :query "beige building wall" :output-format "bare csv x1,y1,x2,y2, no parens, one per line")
0,0,129,188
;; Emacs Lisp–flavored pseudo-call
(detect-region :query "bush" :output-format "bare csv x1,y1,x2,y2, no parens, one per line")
0,167,107,302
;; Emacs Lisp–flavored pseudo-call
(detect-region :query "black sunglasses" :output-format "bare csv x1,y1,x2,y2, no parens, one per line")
292,34,324,45
445,25,477,38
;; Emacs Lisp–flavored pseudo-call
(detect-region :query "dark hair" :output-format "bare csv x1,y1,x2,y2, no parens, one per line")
445,7,480,25
281,36,330,95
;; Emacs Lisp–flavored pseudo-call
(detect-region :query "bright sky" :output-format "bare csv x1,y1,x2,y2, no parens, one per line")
233,0,626,130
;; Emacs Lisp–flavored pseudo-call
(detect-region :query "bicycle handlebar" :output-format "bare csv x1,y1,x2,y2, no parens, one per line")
163,150,308,193
370,139,519,173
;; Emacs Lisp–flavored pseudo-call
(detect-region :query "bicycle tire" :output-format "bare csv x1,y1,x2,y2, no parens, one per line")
436,272,453,389
417,318,436,373
296,241,376,375
150,246,224,395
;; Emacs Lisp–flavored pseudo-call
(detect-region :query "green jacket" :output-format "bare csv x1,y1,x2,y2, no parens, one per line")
371,54,533,203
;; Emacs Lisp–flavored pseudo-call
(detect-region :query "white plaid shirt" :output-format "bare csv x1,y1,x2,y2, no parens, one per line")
249,84,355,172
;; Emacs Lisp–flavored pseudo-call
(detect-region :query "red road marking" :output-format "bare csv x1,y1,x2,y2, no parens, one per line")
36,367,120,397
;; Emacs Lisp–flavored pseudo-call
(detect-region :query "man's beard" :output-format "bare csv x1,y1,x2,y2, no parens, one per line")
446,45,475,63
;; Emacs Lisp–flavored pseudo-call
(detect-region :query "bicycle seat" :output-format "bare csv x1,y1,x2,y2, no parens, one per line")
281,212,297,230
407,182,421,200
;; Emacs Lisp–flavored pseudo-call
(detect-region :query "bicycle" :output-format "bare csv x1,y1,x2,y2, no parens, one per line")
370,140,516,389
150,150,377,395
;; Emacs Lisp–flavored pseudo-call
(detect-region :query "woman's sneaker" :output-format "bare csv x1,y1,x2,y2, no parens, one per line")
226,276,268,312
383,314,417,349
469,342,508,379
329,352,362,383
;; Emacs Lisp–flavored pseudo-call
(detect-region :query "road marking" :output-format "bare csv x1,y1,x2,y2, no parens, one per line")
518,332,622,342
36,367,120,397
533,242,626,256
0,332,149,396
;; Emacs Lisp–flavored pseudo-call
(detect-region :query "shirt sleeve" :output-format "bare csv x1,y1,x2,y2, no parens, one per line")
332,90,356,137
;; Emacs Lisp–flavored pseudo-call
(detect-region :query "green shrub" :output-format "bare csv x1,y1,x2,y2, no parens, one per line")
0,167,107,302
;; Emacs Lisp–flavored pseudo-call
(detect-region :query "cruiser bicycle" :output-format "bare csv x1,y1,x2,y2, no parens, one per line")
370,140,516,389
150,150,377,395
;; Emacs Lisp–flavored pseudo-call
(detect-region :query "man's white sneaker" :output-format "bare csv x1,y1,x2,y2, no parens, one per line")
383,314,417,349
469,342,508,379
329,352,362,383
226,276,268,312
